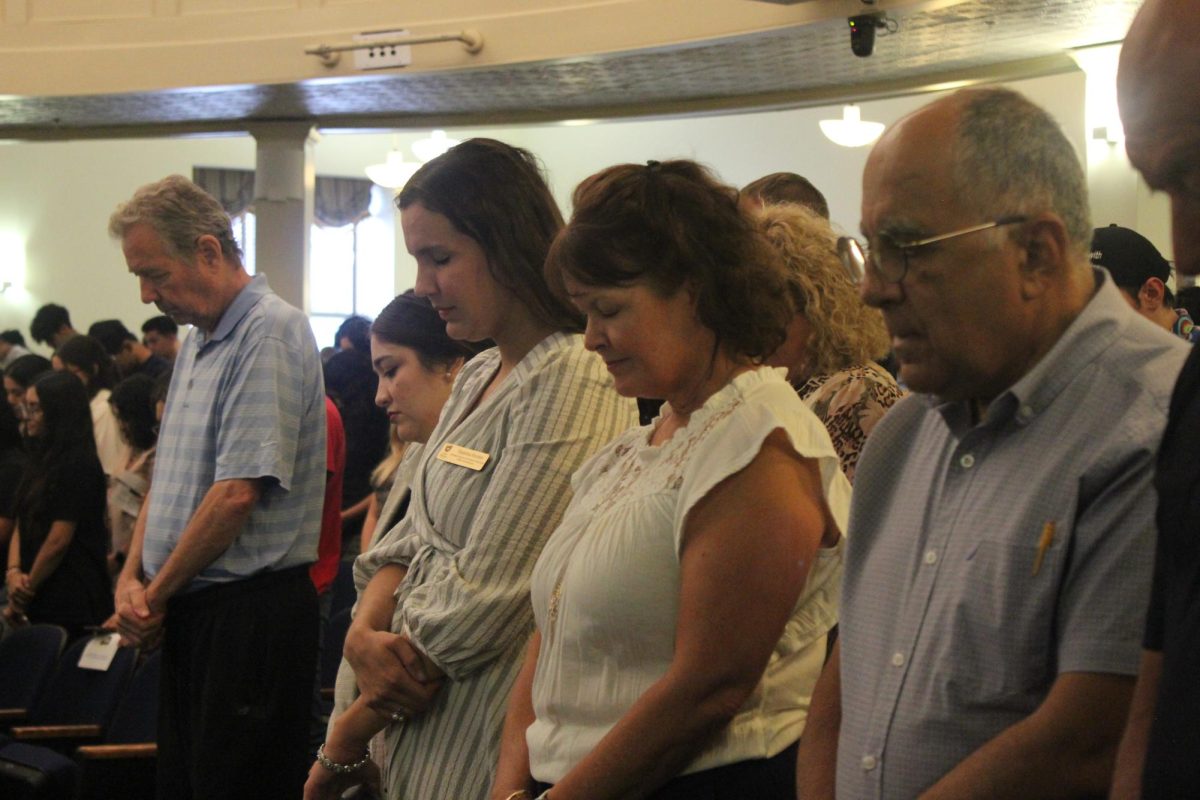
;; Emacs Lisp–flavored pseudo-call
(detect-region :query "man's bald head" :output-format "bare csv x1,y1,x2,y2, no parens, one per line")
1119,0,1200,274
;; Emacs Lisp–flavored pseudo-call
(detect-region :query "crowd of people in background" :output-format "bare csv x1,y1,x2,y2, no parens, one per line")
2,3,1200,797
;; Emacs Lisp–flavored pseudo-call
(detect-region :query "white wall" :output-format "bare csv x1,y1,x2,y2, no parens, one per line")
0,67,1164,353
318,70,1095,296
0,135,255,350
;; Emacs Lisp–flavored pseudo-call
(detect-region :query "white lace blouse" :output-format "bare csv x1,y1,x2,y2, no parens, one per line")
527,367,851,783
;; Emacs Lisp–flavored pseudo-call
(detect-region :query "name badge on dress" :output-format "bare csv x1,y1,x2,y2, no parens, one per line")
437,443,490,471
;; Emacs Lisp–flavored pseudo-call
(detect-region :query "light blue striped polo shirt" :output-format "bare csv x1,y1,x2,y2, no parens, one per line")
143,274,326,589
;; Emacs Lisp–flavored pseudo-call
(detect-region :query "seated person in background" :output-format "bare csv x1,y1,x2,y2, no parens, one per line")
30,302,77,351
491,160,850,800
741,171,831,219
3,354,52,436
5,371,113,640
1091,224,1200,341
107,374,160,575
0,330,31,370
756,203,903,482
55,334,129,476
140,314,180,363
89,319,171,380
795,86,1188,799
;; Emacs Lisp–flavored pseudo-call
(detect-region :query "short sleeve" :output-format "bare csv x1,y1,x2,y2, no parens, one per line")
1056,432,1158,675
213,330,309,490
674,375,850,556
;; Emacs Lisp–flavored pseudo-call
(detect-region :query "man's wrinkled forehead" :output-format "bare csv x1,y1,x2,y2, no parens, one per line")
862,100,961,229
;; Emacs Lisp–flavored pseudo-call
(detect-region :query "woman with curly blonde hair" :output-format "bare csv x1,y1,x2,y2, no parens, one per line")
757,203,902,482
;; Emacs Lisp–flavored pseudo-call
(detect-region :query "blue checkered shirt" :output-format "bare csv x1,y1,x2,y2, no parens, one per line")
836,269,1188,798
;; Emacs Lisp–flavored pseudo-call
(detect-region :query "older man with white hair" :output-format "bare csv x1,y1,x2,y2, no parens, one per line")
108,175,327,800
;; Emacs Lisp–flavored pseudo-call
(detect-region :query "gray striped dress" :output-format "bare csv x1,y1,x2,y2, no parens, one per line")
355,331,638,799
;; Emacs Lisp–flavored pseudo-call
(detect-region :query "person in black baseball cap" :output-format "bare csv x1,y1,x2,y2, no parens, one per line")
1090,224,1197,340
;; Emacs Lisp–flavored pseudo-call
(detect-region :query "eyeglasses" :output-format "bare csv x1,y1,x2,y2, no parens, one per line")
838,215,1028,284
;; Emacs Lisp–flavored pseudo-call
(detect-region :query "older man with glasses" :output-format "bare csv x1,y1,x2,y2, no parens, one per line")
796,86,1188,799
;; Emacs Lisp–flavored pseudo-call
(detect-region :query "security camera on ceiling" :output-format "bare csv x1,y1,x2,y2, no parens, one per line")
848,11,893,57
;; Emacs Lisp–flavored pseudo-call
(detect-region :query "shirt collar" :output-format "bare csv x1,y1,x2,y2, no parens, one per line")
195,274,270,349
932,267,1131,431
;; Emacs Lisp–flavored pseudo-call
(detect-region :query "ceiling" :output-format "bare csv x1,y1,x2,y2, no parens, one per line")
0,0,1139,140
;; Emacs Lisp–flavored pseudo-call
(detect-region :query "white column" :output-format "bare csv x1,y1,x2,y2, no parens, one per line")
249,123,316,312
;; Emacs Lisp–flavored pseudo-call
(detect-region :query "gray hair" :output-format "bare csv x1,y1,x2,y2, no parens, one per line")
108,174,242,265
952,88,1092,258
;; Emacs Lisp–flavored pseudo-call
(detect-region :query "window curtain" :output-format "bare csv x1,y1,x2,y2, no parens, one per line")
193,167,255,217
192,167,373,227
314,176,373,228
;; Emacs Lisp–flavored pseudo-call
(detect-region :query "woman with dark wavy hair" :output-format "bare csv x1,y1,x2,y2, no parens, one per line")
307,140,637,800
492,160,851,800
4,371,112,639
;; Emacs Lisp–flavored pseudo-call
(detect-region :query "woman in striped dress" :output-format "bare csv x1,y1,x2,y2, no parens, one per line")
306,139,637,800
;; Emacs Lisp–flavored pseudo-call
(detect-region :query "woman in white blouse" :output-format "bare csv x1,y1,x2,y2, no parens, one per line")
491,160,852,800
306,139,637,800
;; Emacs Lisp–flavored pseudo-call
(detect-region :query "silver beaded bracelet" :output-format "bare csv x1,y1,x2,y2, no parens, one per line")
315,743,371,775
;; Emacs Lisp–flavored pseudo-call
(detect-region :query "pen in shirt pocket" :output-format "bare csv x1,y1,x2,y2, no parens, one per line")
1032,520,1056,577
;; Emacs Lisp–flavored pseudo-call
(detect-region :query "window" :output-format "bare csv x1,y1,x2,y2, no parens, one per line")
231,211,256,276
309,186,396,349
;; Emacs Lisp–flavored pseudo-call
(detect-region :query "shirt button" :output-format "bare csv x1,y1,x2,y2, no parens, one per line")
924,549,938,565
960,453,975,469
891,652,905,667
862,754,878,771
